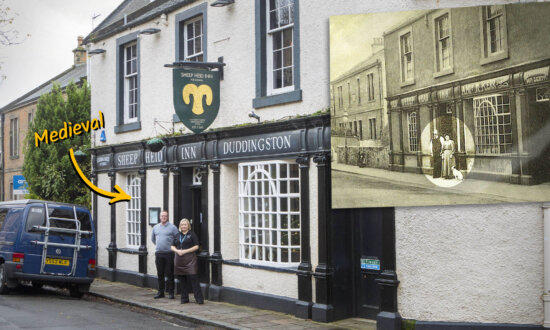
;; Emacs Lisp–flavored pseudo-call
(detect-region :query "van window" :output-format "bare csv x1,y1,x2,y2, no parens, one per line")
3,208,24,232
26,205,92,234
0,208,8,230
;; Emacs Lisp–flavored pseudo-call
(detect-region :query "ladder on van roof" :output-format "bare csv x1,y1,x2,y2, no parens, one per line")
31,203,92,277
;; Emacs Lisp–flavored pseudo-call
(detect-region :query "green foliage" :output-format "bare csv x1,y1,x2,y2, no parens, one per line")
401,319,416,330
23,81,91,208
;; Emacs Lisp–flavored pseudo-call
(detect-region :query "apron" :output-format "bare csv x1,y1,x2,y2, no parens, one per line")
174,232,198,275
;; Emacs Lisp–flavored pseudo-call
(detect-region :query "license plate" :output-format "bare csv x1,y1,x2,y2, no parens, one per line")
45,258,69,266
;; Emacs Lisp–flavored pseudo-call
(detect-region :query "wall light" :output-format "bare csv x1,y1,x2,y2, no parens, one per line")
88,49,106,55
139,28,161,35
248,111,260,124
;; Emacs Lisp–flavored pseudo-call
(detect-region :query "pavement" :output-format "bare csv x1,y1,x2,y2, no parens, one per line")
89,279,376,330
332,161,550,208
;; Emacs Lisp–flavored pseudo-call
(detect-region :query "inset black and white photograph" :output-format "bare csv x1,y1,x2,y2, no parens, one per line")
330,2,550,208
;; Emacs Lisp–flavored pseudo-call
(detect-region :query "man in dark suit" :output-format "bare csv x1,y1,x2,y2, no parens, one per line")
431,129,444,178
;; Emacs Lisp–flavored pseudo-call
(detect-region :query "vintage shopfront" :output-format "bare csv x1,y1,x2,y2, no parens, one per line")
387,62,550,184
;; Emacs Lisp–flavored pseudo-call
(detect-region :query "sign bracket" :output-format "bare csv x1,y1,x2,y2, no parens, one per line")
164,57,226,80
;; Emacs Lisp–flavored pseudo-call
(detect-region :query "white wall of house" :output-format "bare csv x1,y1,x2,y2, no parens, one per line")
223,264,298,299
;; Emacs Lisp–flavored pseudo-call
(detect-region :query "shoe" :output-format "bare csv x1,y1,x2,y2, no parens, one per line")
181,300,189,304
168,293,175,299
154,292,165,299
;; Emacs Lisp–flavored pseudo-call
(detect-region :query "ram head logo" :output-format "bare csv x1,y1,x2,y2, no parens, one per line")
182,84,213,115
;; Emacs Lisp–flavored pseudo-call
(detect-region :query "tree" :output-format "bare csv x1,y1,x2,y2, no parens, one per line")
0,1,28,84
23,81,91,208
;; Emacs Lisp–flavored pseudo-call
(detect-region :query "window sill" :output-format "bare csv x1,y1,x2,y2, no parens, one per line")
223,259,298,274
433,68,454,79
114,121,141,134
253,89,302,109
118,247,147,255
400,80,415,88
480,51,508,66
10,156,19,160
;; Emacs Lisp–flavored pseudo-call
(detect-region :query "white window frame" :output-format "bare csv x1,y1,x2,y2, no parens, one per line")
123,42,138,124
266,0,295,95
238,160,300,266
433,10,454,77
479,5,508,65
473,94,512,155
408,112,418,152
9,117,18,158
126,174,141,248
184,15,204,62
398,27,415,87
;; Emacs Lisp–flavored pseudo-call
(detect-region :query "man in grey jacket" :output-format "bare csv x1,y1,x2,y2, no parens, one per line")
151,210,179,299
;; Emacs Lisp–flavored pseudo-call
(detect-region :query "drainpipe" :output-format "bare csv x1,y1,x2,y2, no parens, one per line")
544,203,550,327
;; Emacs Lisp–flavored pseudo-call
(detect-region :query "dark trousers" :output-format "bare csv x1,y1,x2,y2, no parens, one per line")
178,274,203,303
155,252,174,294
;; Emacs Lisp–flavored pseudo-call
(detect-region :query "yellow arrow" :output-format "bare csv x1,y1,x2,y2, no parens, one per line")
69,148,131,204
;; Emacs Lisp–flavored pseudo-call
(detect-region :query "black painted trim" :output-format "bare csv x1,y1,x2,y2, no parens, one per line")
139,169,147,273
414,320,542,330
108,171,117,269
220,286,297,316
199,164,210,285
210,162,222,286
175,2,207,62
161,167,169,211
91,170,98,261
117,248,148,255
296,155,312,318
223,259,298,274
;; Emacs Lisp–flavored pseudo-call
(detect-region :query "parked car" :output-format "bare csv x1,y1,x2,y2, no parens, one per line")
0,200,96,298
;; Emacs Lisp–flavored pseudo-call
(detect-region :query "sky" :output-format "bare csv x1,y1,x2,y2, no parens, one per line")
0,0,124,108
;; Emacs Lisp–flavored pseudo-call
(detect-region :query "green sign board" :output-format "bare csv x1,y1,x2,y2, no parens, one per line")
173,68,220,134
361,258,380,271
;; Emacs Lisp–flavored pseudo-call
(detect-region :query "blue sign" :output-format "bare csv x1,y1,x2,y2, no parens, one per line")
361,258,380,271
13,175,29,195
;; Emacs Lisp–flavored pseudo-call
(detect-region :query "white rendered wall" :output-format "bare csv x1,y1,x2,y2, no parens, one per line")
223,264,298,299
147,169,165,275
220,164,239,260
96,173,111,268
395,203,544,324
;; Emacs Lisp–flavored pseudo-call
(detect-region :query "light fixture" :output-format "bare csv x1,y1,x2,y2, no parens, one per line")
88,49,106,55
74,150,88,163
248,111,260,124
211,0,234,7
139,28,161,35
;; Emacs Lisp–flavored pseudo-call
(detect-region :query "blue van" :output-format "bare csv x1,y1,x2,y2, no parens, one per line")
0,200,96,298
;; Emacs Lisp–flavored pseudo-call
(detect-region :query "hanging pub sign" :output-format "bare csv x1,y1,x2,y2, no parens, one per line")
173,68,220,134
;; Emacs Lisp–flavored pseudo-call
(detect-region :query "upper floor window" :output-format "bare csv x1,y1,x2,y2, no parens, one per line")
9,117,18,158
408,112,418,152
253,0,301,109
338,85,343,109
115,32,141,133
184,16,203,61
176,3,207,63
399,28,414,86
434,11,453,76
357,78,361,105
347,82,351,105
480,5,508,65
367,73,375,101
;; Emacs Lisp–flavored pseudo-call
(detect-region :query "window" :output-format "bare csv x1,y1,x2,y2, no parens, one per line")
338,86,343,109
238,161,300,265
434,11,453,76
9,182,13,200
115,32,140,133
176,3,207,62
408,112,418,152
480,5,508,64
399,29,414,85
126,174,141,247
28,111,33,125
253,0,301,108
347,82,351,106
357,78,361,104
369,118,377,140
474,94,512,154
358,120,363,140
9,117,18,158
353,121,357,136
367,73,375,101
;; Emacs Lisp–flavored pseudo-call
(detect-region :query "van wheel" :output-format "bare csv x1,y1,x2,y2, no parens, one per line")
0,264,10,294
69,286,84,298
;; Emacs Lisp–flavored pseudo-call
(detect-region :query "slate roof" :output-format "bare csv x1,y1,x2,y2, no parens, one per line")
0,63,87,113
331,49,384,84
83,0,197,45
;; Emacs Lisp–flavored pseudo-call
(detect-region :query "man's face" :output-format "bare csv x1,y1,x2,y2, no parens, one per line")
160,211,168,224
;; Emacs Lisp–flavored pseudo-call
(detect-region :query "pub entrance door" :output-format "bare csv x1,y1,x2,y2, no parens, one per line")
179,167,203,241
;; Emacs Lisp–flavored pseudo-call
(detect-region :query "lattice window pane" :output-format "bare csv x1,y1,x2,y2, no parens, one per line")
408,112,418,152
474,94,512,155
126,174,141,248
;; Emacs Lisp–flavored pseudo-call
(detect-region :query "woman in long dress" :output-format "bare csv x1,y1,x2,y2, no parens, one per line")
441,135,455,179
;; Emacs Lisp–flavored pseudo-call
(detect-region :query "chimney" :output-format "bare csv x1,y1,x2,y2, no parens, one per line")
72,36,87,65
371,37,384,54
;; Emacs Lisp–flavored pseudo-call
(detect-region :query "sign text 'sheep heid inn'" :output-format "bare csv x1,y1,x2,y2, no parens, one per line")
173,68,220,134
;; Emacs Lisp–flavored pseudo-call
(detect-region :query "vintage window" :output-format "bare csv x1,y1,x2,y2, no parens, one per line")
358,120,363,140
474,94,512,154
238,161,300,266
536,87,550,102
254,0,301,108
480,5,508,64
347,82,351,105
353,121,357,136
115,32,140,133
338,85,343,109
408,112,418,152
357,78,361,104
367,73,375,101
126,174,141,248
369,118,377,140
399,28,414,85
9,118,18,158
434,11,453,75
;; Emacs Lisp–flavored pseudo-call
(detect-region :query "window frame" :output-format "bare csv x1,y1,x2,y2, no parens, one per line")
123,42,138,124
357,78,361,105
479,5,509,65
367,73,375,101
115,31,141,134
175,2,208,62
433,10,454,78
9,117,19,159
369,117,377,140
473,94,512,155
408,111,418,152
238,160,301,266
398,27,415,87
253,0,302,109
126,174,141,248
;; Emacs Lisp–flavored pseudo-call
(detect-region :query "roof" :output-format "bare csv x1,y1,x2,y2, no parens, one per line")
83,0,197,45
0,64,87,113
331,49,384,84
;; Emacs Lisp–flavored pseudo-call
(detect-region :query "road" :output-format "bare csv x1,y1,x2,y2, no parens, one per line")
0,285,201,329
331,170,518,208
